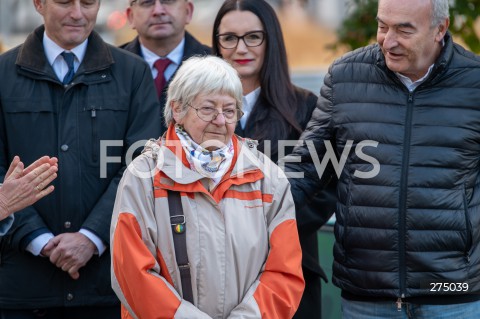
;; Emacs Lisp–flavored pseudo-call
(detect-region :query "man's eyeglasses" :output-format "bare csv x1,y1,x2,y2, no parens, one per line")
216,31,266,49
188,104,243,124
130,0,178,8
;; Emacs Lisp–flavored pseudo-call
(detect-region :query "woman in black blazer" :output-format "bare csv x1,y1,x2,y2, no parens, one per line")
212,1,336,318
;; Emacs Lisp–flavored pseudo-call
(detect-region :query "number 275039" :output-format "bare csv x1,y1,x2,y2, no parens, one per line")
429,282,468,293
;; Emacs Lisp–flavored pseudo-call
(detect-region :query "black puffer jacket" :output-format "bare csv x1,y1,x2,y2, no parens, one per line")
285,32,480,303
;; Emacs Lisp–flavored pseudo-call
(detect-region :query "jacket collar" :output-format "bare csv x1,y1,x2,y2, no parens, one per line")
182,31,211,60
16,25,114,76
151,125,263,187
146,125,264,203
120,35,142,56
121,31,210,61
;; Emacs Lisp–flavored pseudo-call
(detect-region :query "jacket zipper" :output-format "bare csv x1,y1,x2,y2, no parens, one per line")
398,91,414,299
91,106,98,162
462,184,472,262
396,294,405,311
342,180,353,259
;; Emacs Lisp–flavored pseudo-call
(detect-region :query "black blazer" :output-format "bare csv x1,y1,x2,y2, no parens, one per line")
120,32,211,134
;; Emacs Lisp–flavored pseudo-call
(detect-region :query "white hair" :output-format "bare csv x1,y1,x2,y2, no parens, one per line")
431,0,450,27
164,56,243,127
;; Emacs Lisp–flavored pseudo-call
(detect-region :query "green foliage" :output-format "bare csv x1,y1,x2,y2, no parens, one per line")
337,0,378,49
450,0,480,52
336,0,480,53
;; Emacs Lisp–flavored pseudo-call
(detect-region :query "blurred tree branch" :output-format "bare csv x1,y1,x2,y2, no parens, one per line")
335,0,480,53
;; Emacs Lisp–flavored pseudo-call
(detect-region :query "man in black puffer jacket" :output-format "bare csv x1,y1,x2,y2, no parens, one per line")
281,0,480,318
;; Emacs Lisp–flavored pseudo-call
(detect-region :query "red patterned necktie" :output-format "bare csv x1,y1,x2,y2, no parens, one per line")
154,58,172,97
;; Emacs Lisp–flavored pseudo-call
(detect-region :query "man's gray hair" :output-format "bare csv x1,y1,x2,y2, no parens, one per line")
431,0,449,27
164,56,243,127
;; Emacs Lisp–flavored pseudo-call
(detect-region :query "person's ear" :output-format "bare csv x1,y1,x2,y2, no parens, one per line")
33,0,45,16
184,1,194,25
126,7,137,29
172,101,184,124
435,18,450,42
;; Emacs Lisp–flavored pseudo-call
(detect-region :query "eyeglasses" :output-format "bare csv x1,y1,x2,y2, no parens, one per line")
188,104,243,124
130,0,178,8
216,31,266,49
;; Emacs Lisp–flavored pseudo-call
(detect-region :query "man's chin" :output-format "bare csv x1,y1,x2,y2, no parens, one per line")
385,60,405,73
149,24,173,34
58,36,88,50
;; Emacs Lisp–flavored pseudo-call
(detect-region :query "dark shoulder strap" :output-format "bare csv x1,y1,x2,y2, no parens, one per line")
167,190,194,304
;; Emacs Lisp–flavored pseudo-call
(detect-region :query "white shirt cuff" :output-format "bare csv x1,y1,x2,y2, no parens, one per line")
79,228,106,256
26,232,55,256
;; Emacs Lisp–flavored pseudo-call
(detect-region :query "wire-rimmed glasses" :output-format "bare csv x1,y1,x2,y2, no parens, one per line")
188,104,244,124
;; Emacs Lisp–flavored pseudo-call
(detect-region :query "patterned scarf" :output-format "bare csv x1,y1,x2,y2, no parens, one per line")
175,125,234,187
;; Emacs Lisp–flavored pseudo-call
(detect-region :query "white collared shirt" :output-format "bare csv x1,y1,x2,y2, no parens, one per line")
140,37,185,82
396,64,435,92
240,87,261,129
43,32,88,83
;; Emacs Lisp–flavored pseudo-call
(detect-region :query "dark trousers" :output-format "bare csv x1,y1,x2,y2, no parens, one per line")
0,305,120,319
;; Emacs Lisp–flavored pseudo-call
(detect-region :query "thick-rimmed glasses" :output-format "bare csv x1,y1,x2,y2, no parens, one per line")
130,0,178,8
216,31,266,49
188,104,243,124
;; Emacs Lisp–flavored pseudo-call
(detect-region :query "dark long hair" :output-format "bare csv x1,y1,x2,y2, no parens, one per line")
212,0,302,147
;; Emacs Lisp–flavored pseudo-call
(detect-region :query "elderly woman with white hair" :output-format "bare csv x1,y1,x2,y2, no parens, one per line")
110,56,304,319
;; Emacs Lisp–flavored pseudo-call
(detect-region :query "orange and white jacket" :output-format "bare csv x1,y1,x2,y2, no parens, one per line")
110,126,304,319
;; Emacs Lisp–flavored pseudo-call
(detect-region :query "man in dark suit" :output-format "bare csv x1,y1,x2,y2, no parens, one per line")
121,0,210,133
0,0,160,317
